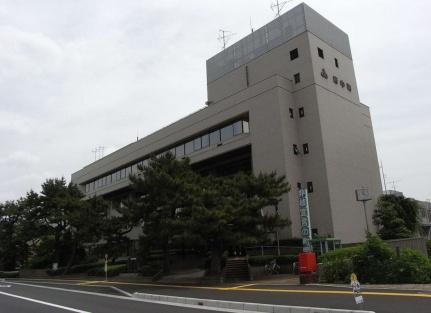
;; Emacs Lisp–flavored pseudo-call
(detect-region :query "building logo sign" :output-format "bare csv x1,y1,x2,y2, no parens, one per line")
298,188,312,240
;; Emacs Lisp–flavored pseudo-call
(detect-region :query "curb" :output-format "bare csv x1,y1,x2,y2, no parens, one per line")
133,292,375,313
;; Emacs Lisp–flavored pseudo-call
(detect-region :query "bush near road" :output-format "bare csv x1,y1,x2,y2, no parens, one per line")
322,236,431,284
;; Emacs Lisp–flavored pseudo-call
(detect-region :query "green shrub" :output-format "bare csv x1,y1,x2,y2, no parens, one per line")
47,262,104,276
321,246,360,283
248,255,297,266
427,240,431,258
389,249,431,283
0,271,19,278
87,264,127,277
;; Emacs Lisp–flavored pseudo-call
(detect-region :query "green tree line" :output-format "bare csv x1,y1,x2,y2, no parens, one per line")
0,153,290,275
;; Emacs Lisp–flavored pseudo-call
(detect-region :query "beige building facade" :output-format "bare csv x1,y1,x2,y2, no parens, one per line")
71,3,382,244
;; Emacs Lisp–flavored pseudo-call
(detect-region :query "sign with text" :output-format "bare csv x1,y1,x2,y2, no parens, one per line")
298,188,312,240
355,188,371,201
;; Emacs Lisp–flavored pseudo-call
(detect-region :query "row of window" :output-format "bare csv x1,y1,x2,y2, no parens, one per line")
289,107,305,119
321,68,352,92
298,181,314,193
85,119,250,194
293,143,309,155
318,47,339,68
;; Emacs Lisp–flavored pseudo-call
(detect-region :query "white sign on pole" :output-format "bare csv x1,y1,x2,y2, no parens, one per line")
355,188,371,201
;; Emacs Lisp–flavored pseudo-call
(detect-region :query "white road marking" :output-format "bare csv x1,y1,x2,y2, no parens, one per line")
110,286,132,297
0,285,11,287
0,290,90,313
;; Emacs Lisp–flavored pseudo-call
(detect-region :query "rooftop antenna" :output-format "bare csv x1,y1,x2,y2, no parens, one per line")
379,160,387,192
218,29,235,50
387,180,401,191
98,146,105,159
271,0,293,17
92,146,105,161
250,17,254,33
92,148,98,161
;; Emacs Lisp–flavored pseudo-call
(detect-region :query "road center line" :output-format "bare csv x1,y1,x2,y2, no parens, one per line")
0,290,90,313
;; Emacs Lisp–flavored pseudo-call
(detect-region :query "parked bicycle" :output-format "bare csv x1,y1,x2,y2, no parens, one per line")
264,259,280,275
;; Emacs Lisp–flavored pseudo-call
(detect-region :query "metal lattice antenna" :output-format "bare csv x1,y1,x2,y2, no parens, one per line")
218,29,235,50
98,146,105,159
92,148,98,161
271,0,292,17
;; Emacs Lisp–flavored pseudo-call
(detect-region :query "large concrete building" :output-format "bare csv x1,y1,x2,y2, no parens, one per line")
71,3,382,244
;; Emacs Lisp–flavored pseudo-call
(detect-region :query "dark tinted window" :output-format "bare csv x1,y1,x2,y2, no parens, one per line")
220,125,234,141
289,108,294,118
334,58,339,68
307,181,314,193
175,145,185,157
293,144,299,155
299,107,304,117
201,134,209,148
318,47,324,58
193,137,202,151
303,143,309,154
233,121,243,135
346,83,352,92
185,141,194,155
294,73,300,84
290,48,298,60
209,130,220,145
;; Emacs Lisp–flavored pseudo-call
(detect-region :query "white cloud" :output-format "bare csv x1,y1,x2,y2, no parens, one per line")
0,0,430,202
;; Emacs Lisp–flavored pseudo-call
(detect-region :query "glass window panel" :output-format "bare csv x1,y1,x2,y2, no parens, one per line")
201,134,209,148
116,170,121,181
243,120,250,133
90,182,95,191
220,124,234,141
107,175,112,184
131,164,138,174
193,137,202,151
103,176,107,186
185,141,194,155
126,166,132,176
85,184,89,193
169,148,176,157
121,168,126,179
209,130,220,145
233,121,243,136
175,144,185,157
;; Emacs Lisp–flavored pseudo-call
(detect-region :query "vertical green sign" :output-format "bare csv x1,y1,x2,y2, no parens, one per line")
298,188,312,250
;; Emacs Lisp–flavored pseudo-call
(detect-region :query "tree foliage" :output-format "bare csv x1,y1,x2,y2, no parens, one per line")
373,194,420,240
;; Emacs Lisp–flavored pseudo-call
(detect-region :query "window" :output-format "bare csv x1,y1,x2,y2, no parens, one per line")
121,168,126,179
294,73,300,84
242,120,250,133
126,166,132,177
318,47,324,59
334,58,339,68
220,124,234,141
233,121,243,136
185,141,194,155
90,182,95,191
333,76,338,84
169,148,175,156
193,137,202,151
209,130,221,145
340,80,345,88
303,143,309,154
297,182,302,189
307,181,314,193
85,184,90,193
289,108,294,119
116,171,121,181
290,48,298,60
175,144,185,157
346,83,352,92
299,107,305,118
293,144,299,155
201,134,209,148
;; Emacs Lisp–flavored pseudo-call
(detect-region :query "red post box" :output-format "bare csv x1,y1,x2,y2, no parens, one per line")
298,252,317,273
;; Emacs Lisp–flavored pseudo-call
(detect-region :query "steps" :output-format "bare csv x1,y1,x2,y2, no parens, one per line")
222,257,250,282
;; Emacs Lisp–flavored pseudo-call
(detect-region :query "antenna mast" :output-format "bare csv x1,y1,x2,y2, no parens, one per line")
271,0,288,17
218,29,235,50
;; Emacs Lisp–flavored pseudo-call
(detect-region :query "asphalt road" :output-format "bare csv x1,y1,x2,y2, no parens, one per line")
0,281,227,313
4,279,431,313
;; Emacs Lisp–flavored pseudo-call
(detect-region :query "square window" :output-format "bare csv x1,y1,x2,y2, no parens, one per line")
299,107,305,117
294,73,300,84
318,47,324,59
346,83,352,92
209,130,220,145
334,58,339,68
293,144,299,155
290,48,298,60
289,108,294,119
297,182,302,189
303,143,309,154
333,76,338,84
307,181,314,193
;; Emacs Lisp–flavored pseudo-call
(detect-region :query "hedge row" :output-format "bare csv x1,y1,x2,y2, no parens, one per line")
0,271,19,278
46,262,104,276
321,236,431,284
87,264,127,277
248,255,297,266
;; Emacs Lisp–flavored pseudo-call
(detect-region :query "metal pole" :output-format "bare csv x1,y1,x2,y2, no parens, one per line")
362,201,370,233
276,231,280,256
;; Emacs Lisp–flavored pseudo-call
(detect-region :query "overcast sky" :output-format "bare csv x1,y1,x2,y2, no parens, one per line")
0,0,430,202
